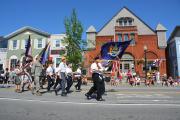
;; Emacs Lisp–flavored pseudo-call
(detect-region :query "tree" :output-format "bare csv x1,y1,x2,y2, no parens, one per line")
64,9,83,70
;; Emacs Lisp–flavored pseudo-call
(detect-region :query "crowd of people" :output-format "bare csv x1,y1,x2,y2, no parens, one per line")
110,70,180,87
0,55,106,101
0,56,180,101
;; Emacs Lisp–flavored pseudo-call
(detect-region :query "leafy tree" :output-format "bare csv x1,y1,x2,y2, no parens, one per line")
64,9,83,70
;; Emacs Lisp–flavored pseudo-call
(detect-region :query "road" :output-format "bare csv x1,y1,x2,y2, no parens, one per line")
0,84,180,120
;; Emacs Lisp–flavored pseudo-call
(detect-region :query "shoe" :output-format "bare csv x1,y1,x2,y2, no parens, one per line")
85,93,91,100
96,98,105,101
55,90,58,96
36,92,42,96
61,93,67,97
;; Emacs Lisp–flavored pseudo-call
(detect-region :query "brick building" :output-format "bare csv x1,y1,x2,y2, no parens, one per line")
84,7,167,77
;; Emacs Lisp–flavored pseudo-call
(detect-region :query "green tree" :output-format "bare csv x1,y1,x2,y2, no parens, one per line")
64,9,83,70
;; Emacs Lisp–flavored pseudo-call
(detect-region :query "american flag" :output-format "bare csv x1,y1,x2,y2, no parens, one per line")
111,60,120,77
153,59,162,67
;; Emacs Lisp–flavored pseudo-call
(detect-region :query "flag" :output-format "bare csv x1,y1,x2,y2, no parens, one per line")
25,35,32,57
101,40,131,60
39,42,51,64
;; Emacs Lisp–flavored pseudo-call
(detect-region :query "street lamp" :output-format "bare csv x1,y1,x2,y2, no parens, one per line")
144,45,147,83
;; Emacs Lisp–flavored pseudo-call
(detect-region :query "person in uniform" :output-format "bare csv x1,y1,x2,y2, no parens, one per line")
74,66,82,91
46,62,55,92
65,63,73,93
55,57,67,96
31,56,43,96
85,57,105,101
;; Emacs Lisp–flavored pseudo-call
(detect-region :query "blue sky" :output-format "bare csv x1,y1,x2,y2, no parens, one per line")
0,0,180,39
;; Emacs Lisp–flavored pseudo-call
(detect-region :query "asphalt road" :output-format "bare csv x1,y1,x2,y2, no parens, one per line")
0,84,180,120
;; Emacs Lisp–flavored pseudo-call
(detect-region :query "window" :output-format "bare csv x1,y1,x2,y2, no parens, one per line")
37,39,42,48
119,20,123,26
130,33,135,40
118,34,122,42
130,33,135,45
24,39,28,49
13,40,17,49
124,34,129,41
124,63,130,70
124,20,127,26
120,64,122,70
55,40,60,48
10,59,17,69
56,58,61,67
128,20,132,26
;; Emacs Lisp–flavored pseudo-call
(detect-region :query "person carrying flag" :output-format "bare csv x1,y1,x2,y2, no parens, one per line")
31,56,43,96
85,56,105,101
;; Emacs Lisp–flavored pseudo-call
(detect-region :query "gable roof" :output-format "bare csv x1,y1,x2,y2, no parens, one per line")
156,23,167,31
5,26,50,39
97,6,155,36
86,25,96,33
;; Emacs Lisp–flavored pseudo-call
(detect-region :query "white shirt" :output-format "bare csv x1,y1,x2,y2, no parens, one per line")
58,62,67,73
91,62,104,73
46,66,54,76
75,68,81,77
66,67,73,76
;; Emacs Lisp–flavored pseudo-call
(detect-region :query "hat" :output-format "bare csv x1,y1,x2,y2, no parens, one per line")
61,56,66,60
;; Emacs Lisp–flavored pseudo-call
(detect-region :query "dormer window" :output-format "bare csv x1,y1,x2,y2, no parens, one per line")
116,17,134,26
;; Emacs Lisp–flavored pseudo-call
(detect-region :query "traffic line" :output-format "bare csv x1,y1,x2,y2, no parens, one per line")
0,97,180,107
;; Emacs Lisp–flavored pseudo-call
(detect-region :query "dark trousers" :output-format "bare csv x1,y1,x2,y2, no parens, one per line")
47,75,54,91
54,76,61,89
66,75,73,92
56,72,66,94
87,73,104,99
75,77,82,90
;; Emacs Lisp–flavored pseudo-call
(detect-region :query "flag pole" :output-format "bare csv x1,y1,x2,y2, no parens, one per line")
114,17,116,42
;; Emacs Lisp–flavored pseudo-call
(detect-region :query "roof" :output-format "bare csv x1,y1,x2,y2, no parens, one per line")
156,23,167,31
168,26,180,43
86,25,96,33
98,6,155,35
5,26,50,39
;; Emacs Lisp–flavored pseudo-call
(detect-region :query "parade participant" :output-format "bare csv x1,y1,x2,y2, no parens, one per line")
74,66,82,91
4,68,9,85
14,64,22,93
66,63,73,93
53,65,62,92
39,65,47,89
31,56,43,96
46,62,55,92
85,56,105,101
55,57,67,96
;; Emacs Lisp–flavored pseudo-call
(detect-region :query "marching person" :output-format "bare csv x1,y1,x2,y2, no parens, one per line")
14,64,22,93
74,66,82,91
85,57,105,101
31,56,43,96
55,57,67,96
65,63,73,93
46,62,55,92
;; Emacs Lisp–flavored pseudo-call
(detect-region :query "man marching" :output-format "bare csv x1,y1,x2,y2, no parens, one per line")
31,56,43,96
85,56,105,101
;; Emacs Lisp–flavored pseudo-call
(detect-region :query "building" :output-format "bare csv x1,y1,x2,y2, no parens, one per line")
84,7,167,77
167,26,180,79
5,26,66,69
0,36,8,70
49,34,66,68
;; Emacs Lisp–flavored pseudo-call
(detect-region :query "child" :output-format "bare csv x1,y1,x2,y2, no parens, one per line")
14,64,22,93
